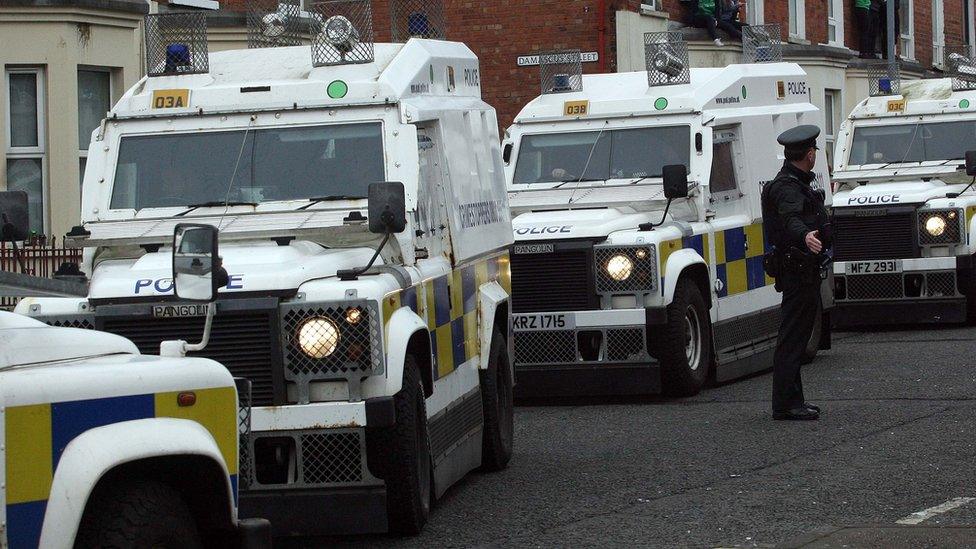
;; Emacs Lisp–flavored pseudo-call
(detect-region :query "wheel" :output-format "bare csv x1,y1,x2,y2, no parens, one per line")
480,330,514,471
651,278,712,397
74,479,202,549
800,300,823,365
385,356,432,536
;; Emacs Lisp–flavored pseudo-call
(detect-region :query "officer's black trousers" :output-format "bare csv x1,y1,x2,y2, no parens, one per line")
772,276,820,412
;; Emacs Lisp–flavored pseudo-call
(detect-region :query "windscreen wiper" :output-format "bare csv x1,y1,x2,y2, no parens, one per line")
298,195,366,210
176,201,258,216
551,177,605,189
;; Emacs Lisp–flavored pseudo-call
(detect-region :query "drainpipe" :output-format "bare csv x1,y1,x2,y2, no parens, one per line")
597,0,607,72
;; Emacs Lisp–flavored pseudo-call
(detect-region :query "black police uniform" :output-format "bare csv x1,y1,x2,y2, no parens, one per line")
760,125,830,420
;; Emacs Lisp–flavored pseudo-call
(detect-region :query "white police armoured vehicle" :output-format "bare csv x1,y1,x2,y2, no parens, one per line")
16,6,514,537
831,56,976,325
1,192,269,549
502,30,832,397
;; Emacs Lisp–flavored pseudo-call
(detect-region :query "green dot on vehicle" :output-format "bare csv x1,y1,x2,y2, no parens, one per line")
327,80,348,99
741,85,747,99
961,99,971,109
654,97,668,110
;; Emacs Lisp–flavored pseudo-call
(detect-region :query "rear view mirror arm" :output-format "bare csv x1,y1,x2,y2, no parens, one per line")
337,232,391,281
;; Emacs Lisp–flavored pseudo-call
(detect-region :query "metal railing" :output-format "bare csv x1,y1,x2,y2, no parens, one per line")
0,237,82,310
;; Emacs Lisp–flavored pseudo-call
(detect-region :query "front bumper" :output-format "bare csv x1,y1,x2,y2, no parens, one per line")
512,307,665,397
238,398,396,536
832,256,969,325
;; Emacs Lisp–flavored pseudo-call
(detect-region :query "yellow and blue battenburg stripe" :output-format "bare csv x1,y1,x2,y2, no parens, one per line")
659,223,774,298
383,252,511,380
4,387,238,549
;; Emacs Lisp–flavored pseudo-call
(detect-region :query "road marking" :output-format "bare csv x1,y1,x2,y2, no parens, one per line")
896,497,976,525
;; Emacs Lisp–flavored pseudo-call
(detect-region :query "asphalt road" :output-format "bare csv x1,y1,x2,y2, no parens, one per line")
297,324,976,548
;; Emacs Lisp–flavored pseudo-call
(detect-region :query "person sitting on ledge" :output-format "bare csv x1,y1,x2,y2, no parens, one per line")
688,0,744,47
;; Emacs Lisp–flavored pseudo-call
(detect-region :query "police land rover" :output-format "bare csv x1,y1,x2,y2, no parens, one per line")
831,55,976,325
502,29,832,397
1,192,270,549
17,5,515,536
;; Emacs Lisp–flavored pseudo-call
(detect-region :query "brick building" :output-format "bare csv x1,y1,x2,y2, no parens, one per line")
0,0,974,237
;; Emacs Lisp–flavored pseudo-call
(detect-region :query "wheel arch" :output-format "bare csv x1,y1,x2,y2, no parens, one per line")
383,307,433,397
663,249,712,311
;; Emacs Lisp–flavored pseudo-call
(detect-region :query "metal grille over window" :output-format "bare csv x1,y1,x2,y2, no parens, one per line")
644,31,690,87
539,49,583,95
918,209,963,246
390,0,446,42
866,60,901,97
247,0,307,49
309,0,375,67
594,245,657,294
235,378,254,489
742,24,783,63
945,45,976,92
280,301,382,402
144,13,209,77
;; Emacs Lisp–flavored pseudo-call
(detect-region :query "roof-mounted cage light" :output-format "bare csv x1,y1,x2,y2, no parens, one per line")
247,0,307,48
867,59,901,97
644,31,690,87
742,24,783,63
391,0,446,42
945,45,976,91
310,0,374,67
145,12,209,77
539,49,584,95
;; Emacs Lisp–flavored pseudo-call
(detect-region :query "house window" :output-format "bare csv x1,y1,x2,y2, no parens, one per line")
827,0,844,46
78,68,112,187
746,0,764,25
824,89,841,170
6,67,45,234
900,0,914,60
932,0,945,67
789,0,805,39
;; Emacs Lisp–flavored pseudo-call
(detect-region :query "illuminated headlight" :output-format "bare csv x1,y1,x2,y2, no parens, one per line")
606,254,634,281
297,317,340,358
925,215,947,237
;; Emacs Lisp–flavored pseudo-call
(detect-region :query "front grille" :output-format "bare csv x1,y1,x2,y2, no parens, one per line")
834,208,918,261
301,432,363,484
247,429,369,488
513,327,649,365
510,243,595,313
514,330,576,364
101,310,279,406
606,328,646,361
927,272,958,297
46,316,96,330
846,273,904,300
236,378,254,489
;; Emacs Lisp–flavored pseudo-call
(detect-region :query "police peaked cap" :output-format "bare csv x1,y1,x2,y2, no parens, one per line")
777,124,820,154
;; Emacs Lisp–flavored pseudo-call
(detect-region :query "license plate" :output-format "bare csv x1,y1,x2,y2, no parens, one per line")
563,100,589,116
845,260,902,275
514,243,553,254
151,88,190,109
512,313,575,331
152,304,208,318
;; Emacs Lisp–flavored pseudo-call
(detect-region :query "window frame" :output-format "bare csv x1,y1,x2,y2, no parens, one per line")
826,0,844,47
900,0,915,60
708,129,742,203
823,89,841,170
77,66,114,188
5,66,47,234
788,0,806,40
746,0,764,25
931,0,945,68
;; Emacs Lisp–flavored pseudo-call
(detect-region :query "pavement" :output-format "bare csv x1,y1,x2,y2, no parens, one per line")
289,323,976,548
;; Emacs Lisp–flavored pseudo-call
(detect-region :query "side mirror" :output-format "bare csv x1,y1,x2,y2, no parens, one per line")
662,164,689,200
502,143,513,164
0,190,30,242
368,182,407,234
966,150,976,176
172,223,225,302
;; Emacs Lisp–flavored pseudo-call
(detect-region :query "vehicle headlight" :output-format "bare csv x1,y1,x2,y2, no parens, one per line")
925,215,946,237
297,317,340,358
606,254,634,281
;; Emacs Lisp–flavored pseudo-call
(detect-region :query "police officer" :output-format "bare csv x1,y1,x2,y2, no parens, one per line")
761,124,830,421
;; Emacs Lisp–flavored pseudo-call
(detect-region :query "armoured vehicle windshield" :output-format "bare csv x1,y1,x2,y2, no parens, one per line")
110,122,384,209
511,125,690,184
849,119,976,165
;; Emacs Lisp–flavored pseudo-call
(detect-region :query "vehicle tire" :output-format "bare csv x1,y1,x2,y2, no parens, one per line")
74,479,202,549
480,330,514,472
651,278,712,397
800,300,823,365
385,356,432,536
